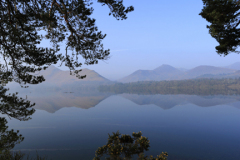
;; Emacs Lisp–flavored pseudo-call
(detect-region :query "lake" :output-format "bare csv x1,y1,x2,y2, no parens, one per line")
4,91,240,160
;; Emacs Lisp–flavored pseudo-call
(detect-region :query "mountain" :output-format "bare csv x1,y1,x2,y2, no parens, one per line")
118,64,238,83
7,65,112,92
118,64,183,83
224,62,240,70
40,65,110,84
153,64,182,74
184,65,236,79
196,70,240,79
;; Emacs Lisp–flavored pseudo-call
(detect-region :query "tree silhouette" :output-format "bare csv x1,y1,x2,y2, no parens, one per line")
0,0,134,86
200,0,240,55
0,85,35,158
0,117,24,155
0,85,35,121
94,131,168,160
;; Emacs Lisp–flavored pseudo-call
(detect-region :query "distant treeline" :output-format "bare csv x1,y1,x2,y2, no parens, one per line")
98,78,240,95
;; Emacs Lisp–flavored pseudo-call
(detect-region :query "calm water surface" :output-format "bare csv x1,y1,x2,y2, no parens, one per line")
5,92,240,160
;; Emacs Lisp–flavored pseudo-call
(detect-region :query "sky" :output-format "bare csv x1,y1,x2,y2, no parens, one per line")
4,0,240,81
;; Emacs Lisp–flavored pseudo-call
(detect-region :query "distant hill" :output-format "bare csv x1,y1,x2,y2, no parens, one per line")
119,64,183,83
184,65,235,79
40,65,110,84
7,65,112,92
224,62,240,70
118,64,238,83
196,70,240,79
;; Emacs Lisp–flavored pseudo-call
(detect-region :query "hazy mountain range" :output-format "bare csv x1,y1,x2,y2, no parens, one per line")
5,63,240,113
7,62,240,91
118,62,240,83
43,62,240,83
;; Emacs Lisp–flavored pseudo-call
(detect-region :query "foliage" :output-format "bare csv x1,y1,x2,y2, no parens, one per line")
0,0,134,86
0,150,47,160
0,150,25,160
0,85,35,158
93,131,168,160
200,0,240,55
0,85,35,121
0,117,24,155
99,78,240,95
0,1,133,154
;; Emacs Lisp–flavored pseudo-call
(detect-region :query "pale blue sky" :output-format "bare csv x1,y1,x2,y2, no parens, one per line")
65,0,240,80
6,0,240,80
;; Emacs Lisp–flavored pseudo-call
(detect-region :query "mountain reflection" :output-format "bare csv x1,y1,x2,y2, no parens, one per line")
19,90,112,113
14,88,240,113
120,94,240,110
0,85,35,156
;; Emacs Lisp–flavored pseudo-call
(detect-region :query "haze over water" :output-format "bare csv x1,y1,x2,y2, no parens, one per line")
5,90,240,160
1,1,240,160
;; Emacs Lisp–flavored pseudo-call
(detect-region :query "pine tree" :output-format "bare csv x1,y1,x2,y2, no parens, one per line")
0,0,134,86
200,0,240,55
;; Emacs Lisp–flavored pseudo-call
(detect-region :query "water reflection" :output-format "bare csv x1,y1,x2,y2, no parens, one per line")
14,91,240,114
2,85,240,160
25,90,112,113
120,94,240,109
